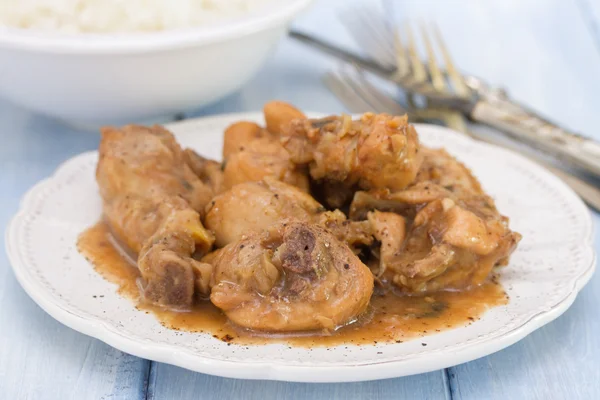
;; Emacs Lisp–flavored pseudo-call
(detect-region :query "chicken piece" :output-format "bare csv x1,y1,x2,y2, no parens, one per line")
220,103,310,191
97,125,215,309
222,99,305,161
311,179,356,209
205,177,324,248
366,211,406,277
349,188,429,221
222,121,269,160
313,209,374,251
349,147,486,220
281,113,423,194
183,149,224,195
205,178,373,251
414,147,484,197
97,125,216,216
349,146,520,292
207,221,374,331
136,196,214,305
383,198,521,293
222,137,310,191
263,100,306,135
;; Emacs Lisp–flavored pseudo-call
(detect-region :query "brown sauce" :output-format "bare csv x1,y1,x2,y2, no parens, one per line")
78,222,508,347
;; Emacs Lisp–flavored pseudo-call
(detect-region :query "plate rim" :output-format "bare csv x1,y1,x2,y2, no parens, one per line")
5,112,597,382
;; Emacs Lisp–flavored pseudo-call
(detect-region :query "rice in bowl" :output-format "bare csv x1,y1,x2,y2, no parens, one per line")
0,0,274,34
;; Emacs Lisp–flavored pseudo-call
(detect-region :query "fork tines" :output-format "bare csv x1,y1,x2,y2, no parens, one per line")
338,6,472,100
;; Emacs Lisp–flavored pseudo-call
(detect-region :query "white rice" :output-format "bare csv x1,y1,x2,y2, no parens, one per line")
0,0,274,34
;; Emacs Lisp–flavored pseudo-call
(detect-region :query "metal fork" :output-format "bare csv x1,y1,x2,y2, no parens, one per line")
323,66,600,211
338,7,530,106
339,8,600,175
292,8,600,179
337,9,470,96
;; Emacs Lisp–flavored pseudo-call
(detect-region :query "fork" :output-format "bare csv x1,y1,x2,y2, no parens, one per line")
337,7,600,177
290,10,600,179
323,66,600,211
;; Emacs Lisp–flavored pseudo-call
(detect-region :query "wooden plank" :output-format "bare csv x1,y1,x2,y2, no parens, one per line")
0,101,150,400
448,249,600,399
147,366,450,400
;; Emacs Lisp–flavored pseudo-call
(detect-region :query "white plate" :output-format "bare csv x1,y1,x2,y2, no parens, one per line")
5,113,596,383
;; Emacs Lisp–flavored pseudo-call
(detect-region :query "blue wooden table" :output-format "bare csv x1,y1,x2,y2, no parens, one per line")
2,0,600,398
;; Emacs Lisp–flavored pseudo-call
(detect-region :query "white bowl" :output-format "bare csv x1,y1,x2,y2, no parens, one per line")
0,0,312,128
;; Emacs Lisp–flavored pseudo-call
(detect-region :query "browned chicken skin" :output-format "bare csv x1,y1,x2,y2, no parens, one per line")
221,102,310,191
350,147,521,293
97,125,215,309
415,147,483,196
205,177,373,251
367,210,406,278
205,177,324,247
385,197,521,293
350,147,487,219
183,149,224,196
263,100,306,135
281,113,423,197
222,121,266,160
222,136,310,191
93,102,521,332
207,221,374,331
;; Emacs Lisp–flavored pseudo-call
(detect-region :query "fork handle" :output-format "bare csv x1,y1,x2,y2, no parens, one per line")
459,121,600,211
544,164,600,211
470,100,600,178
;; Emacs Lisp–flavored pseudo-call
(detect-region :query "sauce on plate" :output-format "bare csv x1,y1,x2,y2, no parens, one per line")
78,222,508,347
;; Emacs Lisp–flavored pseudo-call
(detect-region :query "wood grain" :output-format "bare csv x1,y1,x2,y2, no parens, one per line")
1,0,599,398
147,366,450,400
0,102,150,399
448,267,600,399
